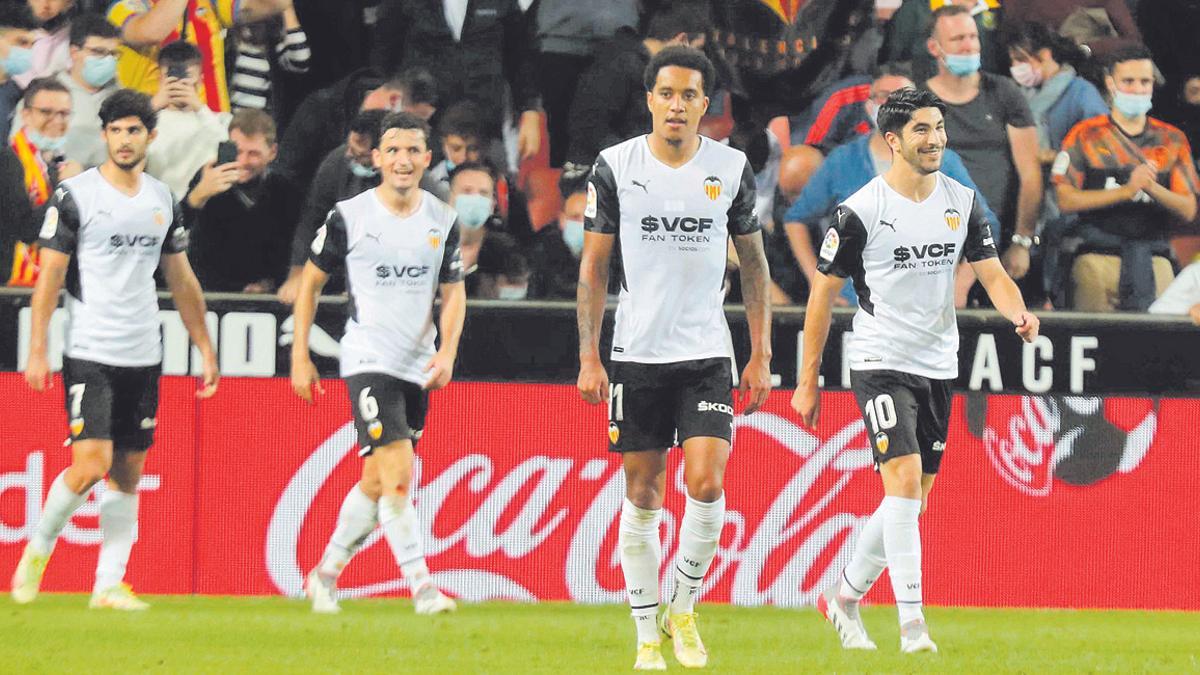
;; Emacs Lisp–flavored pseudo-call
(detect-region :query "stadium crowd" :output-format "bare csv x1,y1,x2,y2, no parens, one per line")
0,0,1196,316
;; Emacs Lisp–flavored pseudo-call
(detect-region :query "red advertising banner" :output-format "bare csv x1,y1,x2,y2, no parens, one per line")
1,374,1196,609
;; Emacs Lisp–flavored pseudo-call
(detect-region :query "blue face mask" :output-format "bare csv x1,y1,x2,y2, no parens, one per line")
943,51,981,77
561,219,584,256
1112,89,1153,118
26,129,65,152
2,46,33,77
349,161,378,179
496,284,528,301
455,193,493,229
82,55,117,88
442,158,457,173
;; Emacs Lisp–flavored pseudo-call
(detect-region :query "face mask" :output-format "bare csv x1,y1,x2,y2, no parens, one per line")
561,219,584,256
349,161,378,179
943,51,981,77
2,46,33,77
1010,62,1043,88
1112,89,1153,118
496,284,528,300
26,129,65,152
455,193,493,229
82,55,117,88
442,158,457,173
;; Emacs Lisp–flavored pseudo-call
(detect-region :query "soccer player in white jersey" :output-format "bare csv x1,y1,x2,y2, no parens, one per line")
290,112,465,616
792,88,1040,653
12,89,219,610
577,45,773,670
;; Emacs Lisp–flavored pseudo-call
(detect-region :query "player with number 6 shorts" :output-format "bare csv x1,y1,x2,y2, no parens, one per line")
577,45,774,670
11,90,220,611
792,88,1041,653
290,112,466,615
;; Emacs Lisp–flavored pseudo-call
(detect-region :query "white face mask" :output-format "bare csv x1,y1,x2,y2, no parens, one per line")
1010,61,1044,88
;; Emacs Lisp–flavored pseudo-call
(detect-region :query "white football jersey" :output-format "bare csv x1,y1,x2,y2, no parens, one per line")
818,173,998,379
584,135,760,364
310,188,463,384
38,168,187,367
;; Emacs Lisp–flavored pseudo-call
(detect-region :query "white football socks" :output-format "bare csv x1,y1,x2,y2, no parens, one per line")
30,471,89,555
619,499,662,645
378,495,430,592
93,488,138,593
317,485,378,579
669,492,725,615
840,501,887,601
882,496,924,625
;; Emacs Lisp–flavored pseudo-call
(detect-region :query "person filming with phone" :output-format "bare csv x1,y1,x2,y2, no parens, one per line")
182,108,299,293
144,40,230,198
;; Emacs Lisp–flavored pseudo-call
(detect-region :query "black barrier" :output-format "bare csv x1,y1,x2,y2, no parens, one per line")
1,288,1196,394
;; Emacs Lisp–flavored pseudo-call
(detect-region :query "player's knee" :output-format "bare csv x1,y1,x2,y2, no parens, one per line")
685,474,724,503
625,481,663,511
71,459,110,490
358,478,383,501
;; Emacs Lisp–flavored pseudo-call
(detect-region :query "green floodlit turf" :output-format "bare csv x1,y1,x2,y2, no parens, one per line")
1,596,1197,674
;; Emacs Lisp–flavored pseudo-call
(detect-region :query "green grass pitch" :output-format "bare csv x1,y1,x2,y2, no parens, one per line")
1,596,1197,673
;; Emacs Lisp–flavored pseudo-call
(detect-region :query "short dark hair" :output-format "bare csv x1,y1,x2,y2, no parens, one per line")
70,13,121,47
644,1,711,42
437,100,486,141
877,87,946,137
449,160,497,188
476,231,528,279
929,4,972,39
230,108,277,145
1106,45,1155,75
643,45,716,95
22,77,70,105
99,88,158,131
158,40,201,68
871,62,913,82
379,111,432,148
0,4,37,31
391,67,438,108
348,108,388,148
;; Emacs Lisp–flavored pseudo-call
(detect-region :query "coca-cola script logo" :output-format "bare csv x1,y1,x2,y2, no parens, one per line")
978,396,1155,497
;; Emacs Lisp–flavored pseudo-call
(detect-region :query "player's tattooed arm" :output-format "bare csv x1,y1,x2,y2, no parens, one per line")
733,231,773,413
576,232,613,404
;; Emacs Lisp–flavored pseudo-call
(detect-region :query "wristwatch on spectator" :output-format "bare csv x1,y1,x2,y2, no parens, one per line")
1010,233,1039,249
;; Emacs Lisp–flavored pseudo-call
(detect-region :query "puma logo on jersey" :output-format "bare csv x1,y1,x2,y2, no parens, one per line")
880,219,897,232
631,179,650,193
364,232,382,244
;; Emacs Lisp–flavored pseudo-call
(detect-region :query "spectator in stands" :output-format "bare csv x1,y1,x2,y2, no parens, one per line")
10,15,120,169
882,0,1004,82
184,109,298,293
472,227,529,300
1053,46,1199,312
788,75,872,153
558,2,708,194
277,108,389,304
229,0,311,115
1004,22,1108,161
144,41,229,197
528,187,585,300
534,0,637,168
107,0,289,112
427,100,485,201
275,70,419,191
18,0,73,85
0,142,34,283
924,5,1042,303
0,7,38,139
1003,0,1142,62
448,161,505,291
782,66,997,303
370,0,542,164
1149,261,1200,324
1139,0,1200,141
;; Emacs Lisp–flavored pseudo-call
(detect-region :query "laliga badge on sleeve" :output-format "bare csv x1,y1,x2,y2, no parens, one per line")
819,228,839,262
585,182,597,219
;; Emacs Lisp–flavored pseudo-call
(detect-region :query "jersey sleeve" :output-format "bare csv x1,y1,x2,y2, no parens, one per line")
308,207,348,274
727,156,761,235
816,204,867,279
1168,133,1200,196
963,191,999,262
583,154,619,234
1050,125,1088,189
107,0,150,30
215,0,239,26
163,201,189,254
439,218,464,283
36,186,82,254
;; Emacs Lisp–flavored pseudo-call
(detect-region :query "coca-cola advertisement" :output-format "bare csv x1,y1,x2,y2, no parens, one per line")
1,374,1196,609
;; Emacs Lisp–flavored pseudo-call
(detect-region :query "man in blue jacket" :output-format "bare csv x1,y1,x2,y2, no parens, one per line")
782,64,996,305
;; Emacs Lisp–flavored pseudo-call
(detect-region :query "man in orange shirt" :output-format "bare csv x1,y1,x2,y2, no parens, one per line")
107,0,290,112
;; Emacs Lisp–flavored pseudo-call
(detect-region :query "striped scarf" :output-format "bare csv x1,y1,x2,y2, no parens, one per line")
8,129,48,286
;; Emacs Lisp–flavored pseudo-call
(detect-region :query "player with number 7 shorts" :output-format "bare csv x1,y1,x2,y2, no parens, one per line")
289,112,466,615
792,87,1040,654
